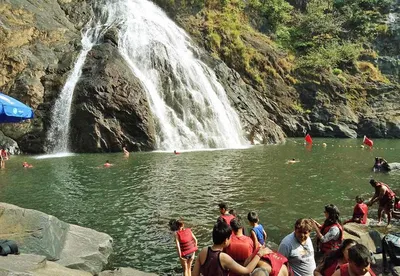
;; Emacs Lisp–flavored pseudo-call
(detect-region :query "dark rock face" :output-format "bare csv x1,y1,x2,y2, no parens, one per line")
70,42,156,152
210,59,286,144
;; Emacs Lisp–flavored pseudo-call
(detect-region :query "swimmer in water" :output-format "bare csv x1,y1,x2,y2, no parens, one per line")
104,160,113,167
287,158,299,164
123,146,129,157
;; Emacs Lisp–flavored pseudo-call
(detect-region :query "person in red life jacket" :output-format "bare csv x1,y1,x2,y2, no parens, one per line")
174,150,180,155
0,148,9,169
224,217,254,275
22,162,33,168
331,244,376,276
173,219,198,276
192,221,273,276
311,204,343,255
218,202,235,225
103,160,113,168
344,196,368,225
314,239,358,276
367,179,396,226
248,211,267,248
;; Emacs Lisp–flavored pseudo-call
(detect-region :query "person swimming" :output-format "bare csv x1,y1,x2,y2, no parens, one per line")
22,162,33,168
287,158,299,164
174,150,180,155
122,146,129,157
104,160,112,167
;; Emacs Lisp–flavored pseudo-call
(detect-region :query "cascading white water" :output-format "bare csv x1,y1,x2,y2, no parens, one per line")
104,0,247,150
45,14,115,153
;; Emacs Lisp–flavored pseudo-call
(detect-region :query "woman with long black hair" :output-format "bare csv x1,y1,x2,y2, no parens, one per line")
311,204,343,255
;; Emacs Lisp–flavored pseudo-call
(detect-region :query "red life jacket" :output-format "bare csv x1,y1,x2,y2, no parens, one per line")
339,263,376,276
323,260,339,276
262,252,292,276
353,203,368,224
225,235,254,263
220,214,235,225
376,182,396,199
320,223,343,254
176,228,197,257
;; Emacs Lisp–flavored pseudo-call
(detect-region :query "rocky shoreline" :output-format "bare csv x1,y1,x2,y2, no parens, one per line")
0,202,155,276
1,202,400,275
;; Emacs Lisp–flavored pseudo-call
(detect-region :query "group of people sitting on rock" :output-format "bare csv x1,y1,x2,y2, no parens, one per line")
169,195,387,276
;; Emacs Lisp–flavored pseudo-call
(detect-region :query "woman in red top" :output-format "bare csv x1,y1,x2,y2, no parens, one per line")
173,219,198,276
314,239,357,276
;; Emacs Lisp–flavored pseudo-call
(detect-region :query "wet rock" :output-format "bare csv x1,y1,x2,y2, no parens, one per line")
70,42,156,152
99,267,158,276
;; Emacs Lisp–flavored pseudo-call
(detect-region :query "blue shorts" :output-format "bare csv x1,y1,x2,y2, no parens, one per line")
182,253,194,259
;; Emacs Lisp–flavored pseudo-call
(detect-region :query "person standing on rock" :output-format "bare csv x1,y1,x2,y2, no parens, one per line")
173,219,198,276
367,179,395,226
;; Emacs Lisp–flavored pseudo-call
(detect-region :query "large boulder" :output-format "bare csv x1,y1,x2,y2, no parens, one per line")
70,41,156,152
99,267,158,276
343,223,383,253
0,203,112,275
0,254,92,276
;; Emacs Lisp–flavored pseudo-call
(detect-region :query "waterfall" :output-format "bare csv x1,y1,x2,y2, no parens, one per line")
45,13,114,153
47,0,247,153
106,0,247,150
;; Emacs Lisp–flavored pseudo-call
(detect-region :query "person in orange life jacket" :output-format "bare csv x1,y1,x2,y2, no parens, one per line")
224,217,255,273
248,211,267,249
331,244,376,276
192,221,273,276
367,179,395,226
218,202,235,225
314,239,358,276
311,204,343,255
173,219,198,276
344,196,368,225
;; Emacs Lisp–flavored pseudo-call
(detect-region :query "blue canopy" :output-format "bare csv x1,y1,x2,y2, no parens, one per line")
0,92,34,123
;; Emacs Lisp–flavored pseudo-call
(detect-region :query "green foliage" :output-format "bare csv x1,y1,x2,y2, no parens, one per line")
332,68,343,75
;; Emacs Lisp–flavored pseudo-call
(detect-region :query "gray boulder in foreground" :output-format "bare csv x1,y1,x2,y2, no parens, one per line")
0,203,113,275
0,254,92,276
99,267,158,276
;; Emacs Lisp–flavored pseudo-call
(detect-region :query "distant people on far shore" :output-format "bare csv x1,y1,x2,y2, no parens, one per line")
122,146,129,157
0,148,9,169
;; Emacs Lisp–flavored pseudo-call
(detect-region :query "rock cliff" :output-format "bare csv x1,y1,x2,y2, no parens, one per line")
1,0,399,153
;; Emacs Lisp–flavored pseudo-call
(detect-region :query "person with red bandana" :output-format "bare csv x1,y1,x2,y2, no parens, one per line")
173,219,198,276
311,204,343,255
218,202,235,225
367,179,396,226
344,196,368,225
331,244,376,276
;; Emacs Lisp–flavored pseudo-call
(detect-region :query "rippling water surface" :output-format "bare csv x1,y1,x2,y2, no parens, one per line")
1,138,400,274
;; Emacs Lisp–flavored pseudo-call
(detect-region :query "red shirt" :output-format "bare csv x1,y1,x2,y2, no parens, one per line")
353,203,368,224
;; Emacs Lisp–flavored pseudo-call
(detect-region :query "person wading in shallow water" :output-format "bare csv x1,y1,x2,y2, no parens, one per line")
122,146,129,157
367,179,395,226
